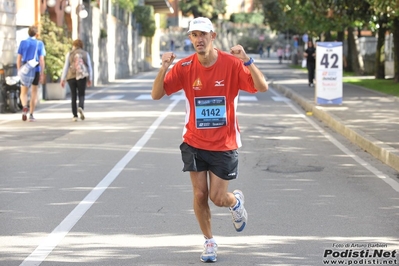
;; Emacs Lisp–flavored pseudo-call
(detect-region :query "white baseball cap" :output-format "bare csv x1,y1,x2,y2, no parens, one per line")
187,17,214,33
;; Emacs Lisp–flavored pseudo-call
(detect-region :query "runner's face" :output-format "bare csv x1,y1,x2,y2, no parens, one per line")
189,31,214,54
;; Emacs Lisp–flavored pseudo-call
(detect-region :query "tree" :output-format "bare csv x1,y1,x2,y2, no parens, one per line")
40,14,72,82
393,18,399,82
179,0,226,20
133,5,156,37
368,0,399,82
259,0,375,74
372,13,389,79
230,12,264,26
113,0,138,12
260,0,399,83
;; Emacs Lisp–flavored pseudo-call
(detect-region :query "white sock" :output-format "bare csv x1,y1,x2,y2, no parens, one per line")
205,236,216,243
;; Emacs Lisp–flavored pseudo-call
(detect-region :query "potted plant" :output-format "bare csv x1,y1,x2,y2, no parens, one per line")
40,14,72,100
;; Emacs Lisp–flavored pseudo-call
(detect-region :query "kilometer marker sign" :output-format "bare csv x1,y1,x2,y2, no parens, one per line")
315,42,343,105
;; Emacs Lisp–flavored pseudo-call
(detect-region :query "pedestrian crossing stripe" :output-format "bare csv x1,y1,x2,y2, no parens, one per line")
102,95,125,100
239,96,258,101
135,94,153,100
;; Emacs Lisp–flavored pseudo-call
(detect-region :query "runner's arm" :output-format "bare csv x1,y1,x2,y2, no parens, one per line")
151,68,167,100
152,52,176,100
230,45,268,92
245,60,268,92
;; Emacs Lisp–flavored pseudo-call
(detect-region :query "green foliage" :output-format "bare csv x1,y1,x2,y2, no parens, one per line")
179,0,226,20
230,12,264,25
100,28,108,39
133,5,156,37
112,0,138,12
258,0,399,82
238,36,261,53
259,0,370,36
343,77,399,96
40,14,72,82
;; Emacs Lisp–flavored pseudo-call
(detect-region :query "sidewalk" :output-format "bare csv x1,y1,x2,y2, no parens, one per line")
263,57,399,173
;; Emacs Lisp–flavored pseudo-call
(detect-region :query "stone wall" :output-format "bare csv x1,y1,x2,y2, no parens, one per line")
83,5,149,85
0,0,17,66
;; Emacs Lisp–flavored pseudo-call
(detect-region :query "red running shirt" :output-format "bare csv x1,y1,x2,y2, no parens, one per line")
164,49,257,151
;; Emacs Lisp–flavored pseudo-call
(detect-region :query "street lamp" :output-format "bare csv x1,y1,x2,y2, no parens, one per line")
47,0,87,39
78,5,88,18
46,0,56,7
47,0,71,13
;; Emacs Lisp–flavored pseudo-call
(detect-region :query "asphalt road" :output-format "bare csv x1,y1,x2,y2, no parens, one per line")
0,55,398,266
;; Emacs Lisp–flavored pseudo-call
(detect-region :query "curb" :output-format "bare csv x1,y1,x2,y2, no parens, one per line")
271,82,399,173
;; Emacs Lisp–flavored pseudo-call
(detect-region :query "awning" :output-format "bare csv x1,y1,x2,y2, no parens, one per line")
145,0,174,14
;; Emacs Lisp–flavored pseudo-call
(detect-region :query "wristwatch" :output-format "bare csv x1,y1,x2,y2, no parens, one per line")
244,57,254,66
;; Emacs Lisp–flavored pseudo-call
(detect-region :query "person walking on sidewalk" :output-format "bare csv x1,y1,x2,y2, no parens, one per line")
277,46,284,64
17,25,46,122
60,39,93,122
304,40,316,87
151,17,268,263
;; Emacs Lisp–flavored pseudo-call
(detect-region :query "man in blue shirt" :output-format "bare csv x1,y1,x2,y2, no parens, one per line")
17,25,46,122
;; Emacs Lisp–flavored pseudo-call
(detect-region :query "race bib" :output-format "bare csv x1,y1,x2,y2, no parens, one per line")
194,96,227,129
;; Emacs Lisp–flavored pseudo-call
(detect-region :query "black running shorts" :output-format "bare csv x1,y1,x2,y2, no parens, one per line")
179,142,238,180
32,72,40,86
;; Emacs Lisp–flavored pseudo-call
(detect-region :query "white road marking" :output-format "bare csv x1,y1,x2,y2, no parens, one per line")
272,96,290,102
269,87,399,193
102,95,125,100
239,95,258,101
19,94,184,266
135,94,153,100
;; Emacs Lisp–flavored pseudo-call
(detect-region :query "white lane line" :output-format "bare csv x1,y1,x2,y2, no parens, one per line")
239,95,258,101
102,95,125,100
269,87,399,193
19,94,183,266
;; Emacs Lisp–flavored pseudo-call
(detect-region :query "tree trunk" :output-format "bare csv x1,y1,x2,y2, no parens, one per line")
375,17,387,79
337,31,344,42
324,31,332,41
345,27,352,71
337,31,346,68
347,26,362,74
392,17,399,83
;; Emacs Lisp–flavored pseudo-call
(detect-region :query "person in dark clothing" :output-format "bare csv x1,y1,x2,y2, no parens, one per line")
258,44,264,58
60,39,93,121
304,40,316,87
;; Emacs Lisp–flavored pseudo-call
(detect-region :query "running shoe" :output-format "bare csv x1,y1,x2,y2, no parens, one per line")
78,107,85,120
29,114,36,122
229,190,248,232
200,240,217,263
72,117,78,122
22,107,28,121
